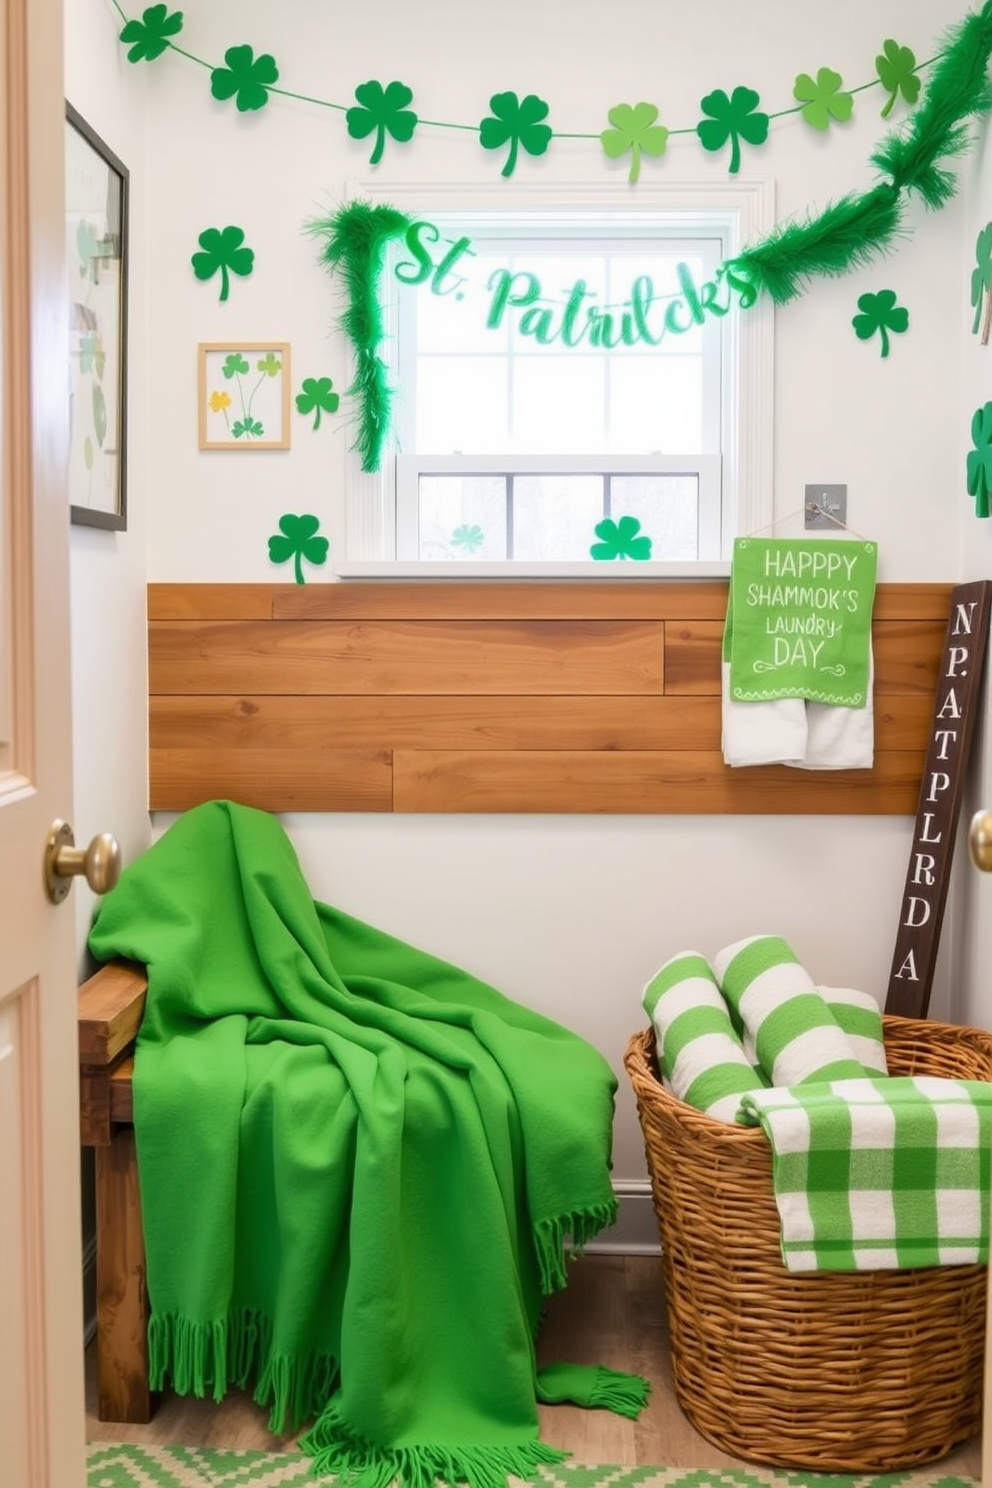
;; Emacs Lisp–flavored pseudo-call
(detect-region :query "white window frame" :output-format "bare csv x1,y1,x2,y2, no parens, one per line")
337,178,774,578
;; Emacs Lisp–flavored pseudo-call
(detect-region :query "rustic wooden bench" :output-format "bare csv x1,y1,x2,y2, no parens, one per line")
78,959,152,1423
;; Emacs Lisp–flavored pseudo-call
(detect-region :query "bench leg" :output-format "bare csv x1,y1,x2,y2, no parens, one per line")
95,1128,153,1423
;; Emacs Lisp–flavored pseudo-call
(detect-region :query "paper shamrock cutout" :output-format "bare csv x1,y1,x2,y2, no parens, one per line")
851,289,909,357
971,222,992,342
600,103,669,183
191,226,254,302
451,524,484,553
268,514,330,583
346,81,418,165
590,515,652,561
295,376,339,430
479,92,552,178
967,403,992,518
793,68,853,130
875,40,920,118
119,4,183,63
696,87,768,174
210,44,278,112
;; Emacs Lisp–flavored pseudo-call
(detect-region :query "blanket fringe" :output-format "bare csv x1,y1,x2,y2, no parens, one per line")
533,1201,618,1292
299,1400,568,1488
587,1366,651,1420
148,1308,338,1433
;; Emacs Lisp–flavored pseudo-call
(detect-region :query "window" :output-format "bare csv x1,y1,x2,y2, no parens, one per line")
340,185,773,574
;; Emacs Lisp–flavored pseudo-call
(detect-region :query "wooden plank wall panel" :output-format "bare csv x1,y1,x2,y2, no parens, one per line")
148,581,955,815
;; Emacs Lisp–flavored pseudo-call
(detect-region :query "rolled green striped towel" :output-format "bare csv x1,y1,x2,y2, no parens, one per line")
713,935,869,1086
741,986,888,1076
821,986,888,1076
643,951,767,1122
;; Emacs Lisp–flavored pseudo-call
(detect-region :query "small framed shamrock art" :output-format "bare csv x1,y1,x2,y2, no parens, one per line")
66,102,129,530
198,342,291,450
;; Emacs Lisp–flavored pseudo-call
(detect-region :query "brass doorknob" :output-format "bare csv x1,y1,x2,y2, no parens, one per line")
969,809,992,873
43,820,122,904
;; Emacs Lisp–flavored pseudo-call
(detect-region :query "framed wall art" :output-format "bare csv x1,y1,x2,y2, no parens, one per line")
66,102,129,530
198,343,291,450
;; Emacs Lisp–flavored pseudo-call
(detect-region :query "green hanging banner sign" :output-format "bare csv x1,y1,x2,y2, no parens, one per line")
725,537,878,707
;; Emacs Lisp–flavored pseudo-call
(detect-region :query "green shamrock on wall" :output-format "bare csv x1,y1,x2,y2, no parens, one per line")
268,514,330,583
451,524,485,553
210,44,279,112
971,222,992,342
295,377,340,430
600,103,669,183
479,92,552,179
875,39,921,118
851,289,909,357
967,402,992,519
590,515,652,561
792,68,853,131
347,81,418,165
696,87,769,175
119,4,183,63
191,225,255,302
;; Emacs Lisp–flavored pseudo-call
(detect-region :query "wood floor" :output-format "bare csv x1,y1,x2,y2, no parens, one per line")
85,1253,983,1475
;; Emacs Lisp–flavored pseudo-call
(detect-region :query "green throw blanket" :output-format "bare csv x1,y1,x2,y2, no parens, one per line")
87,801,645,1488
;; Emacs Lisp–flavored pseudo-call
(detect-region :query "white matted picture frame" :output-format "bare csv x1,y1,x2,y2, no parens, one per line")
66,102,129,530
198,342,291,450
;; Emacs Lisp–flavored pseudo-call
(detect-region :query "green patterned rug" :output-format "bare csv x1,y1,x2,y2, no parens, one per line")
83,1447,980,1488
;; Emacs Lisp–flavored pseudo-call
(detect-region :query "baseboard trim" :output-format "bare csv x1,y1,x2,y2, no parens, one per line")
584,1179,661,1255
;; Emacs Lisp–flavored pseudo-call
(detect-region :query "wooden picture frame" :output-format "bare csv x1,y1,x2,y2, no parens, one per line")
198,342,291,450
66,103,129,530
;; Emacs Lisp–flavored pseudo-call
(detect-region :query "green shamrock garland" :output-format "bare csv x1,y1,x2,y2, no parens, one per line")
590,516,652,561
479,92,553,178
967,403,992,519
118,3,182,62
191,225,255,302
875,39,921,118
792,69,854,131
113,1,950,181
347,81,419,165
600,104,669,183
210,44,279,112
851,289,909,357
696,87,769,174
268,514,329,583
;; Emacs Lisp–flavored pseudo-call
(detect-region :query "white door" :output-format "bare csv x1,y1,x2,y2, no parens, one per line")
0,0,86,1484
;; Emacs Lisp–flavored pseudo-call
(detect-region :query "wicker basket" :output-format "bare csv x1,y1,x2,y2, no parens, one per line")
624,1014,992,1472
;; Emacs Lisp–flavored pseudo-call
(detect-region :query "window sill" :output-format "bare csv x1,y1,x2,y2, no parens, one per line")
333,560,732,581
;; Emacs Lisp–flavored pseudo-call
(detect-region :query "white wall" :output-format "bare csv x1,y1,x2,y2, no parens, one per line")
951,82,992,1030
110,0,980,1193
65,0,152,971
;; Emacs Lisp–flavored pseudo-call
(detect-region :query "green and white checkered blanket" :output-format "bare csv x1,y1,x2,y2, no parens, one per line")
737,1075,992,1272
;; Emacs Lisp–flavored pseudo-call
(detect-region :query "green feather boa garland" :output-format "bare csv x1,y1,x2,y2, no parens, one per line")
313,0,992,471
732,0,992,302
308,201,410,473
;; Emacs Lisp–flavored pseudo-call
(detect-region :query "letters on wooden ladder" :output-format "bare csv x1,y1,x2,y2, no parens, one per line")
885,579,992,1018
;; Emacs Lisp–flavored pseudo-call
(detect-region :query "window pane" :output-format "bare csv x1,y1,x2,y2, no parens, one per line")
414,253,510,354
418,475,507,560
415,357,508,452
513,475,604,560
512,357,606,452
608,355,703,453
612,474,698,560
